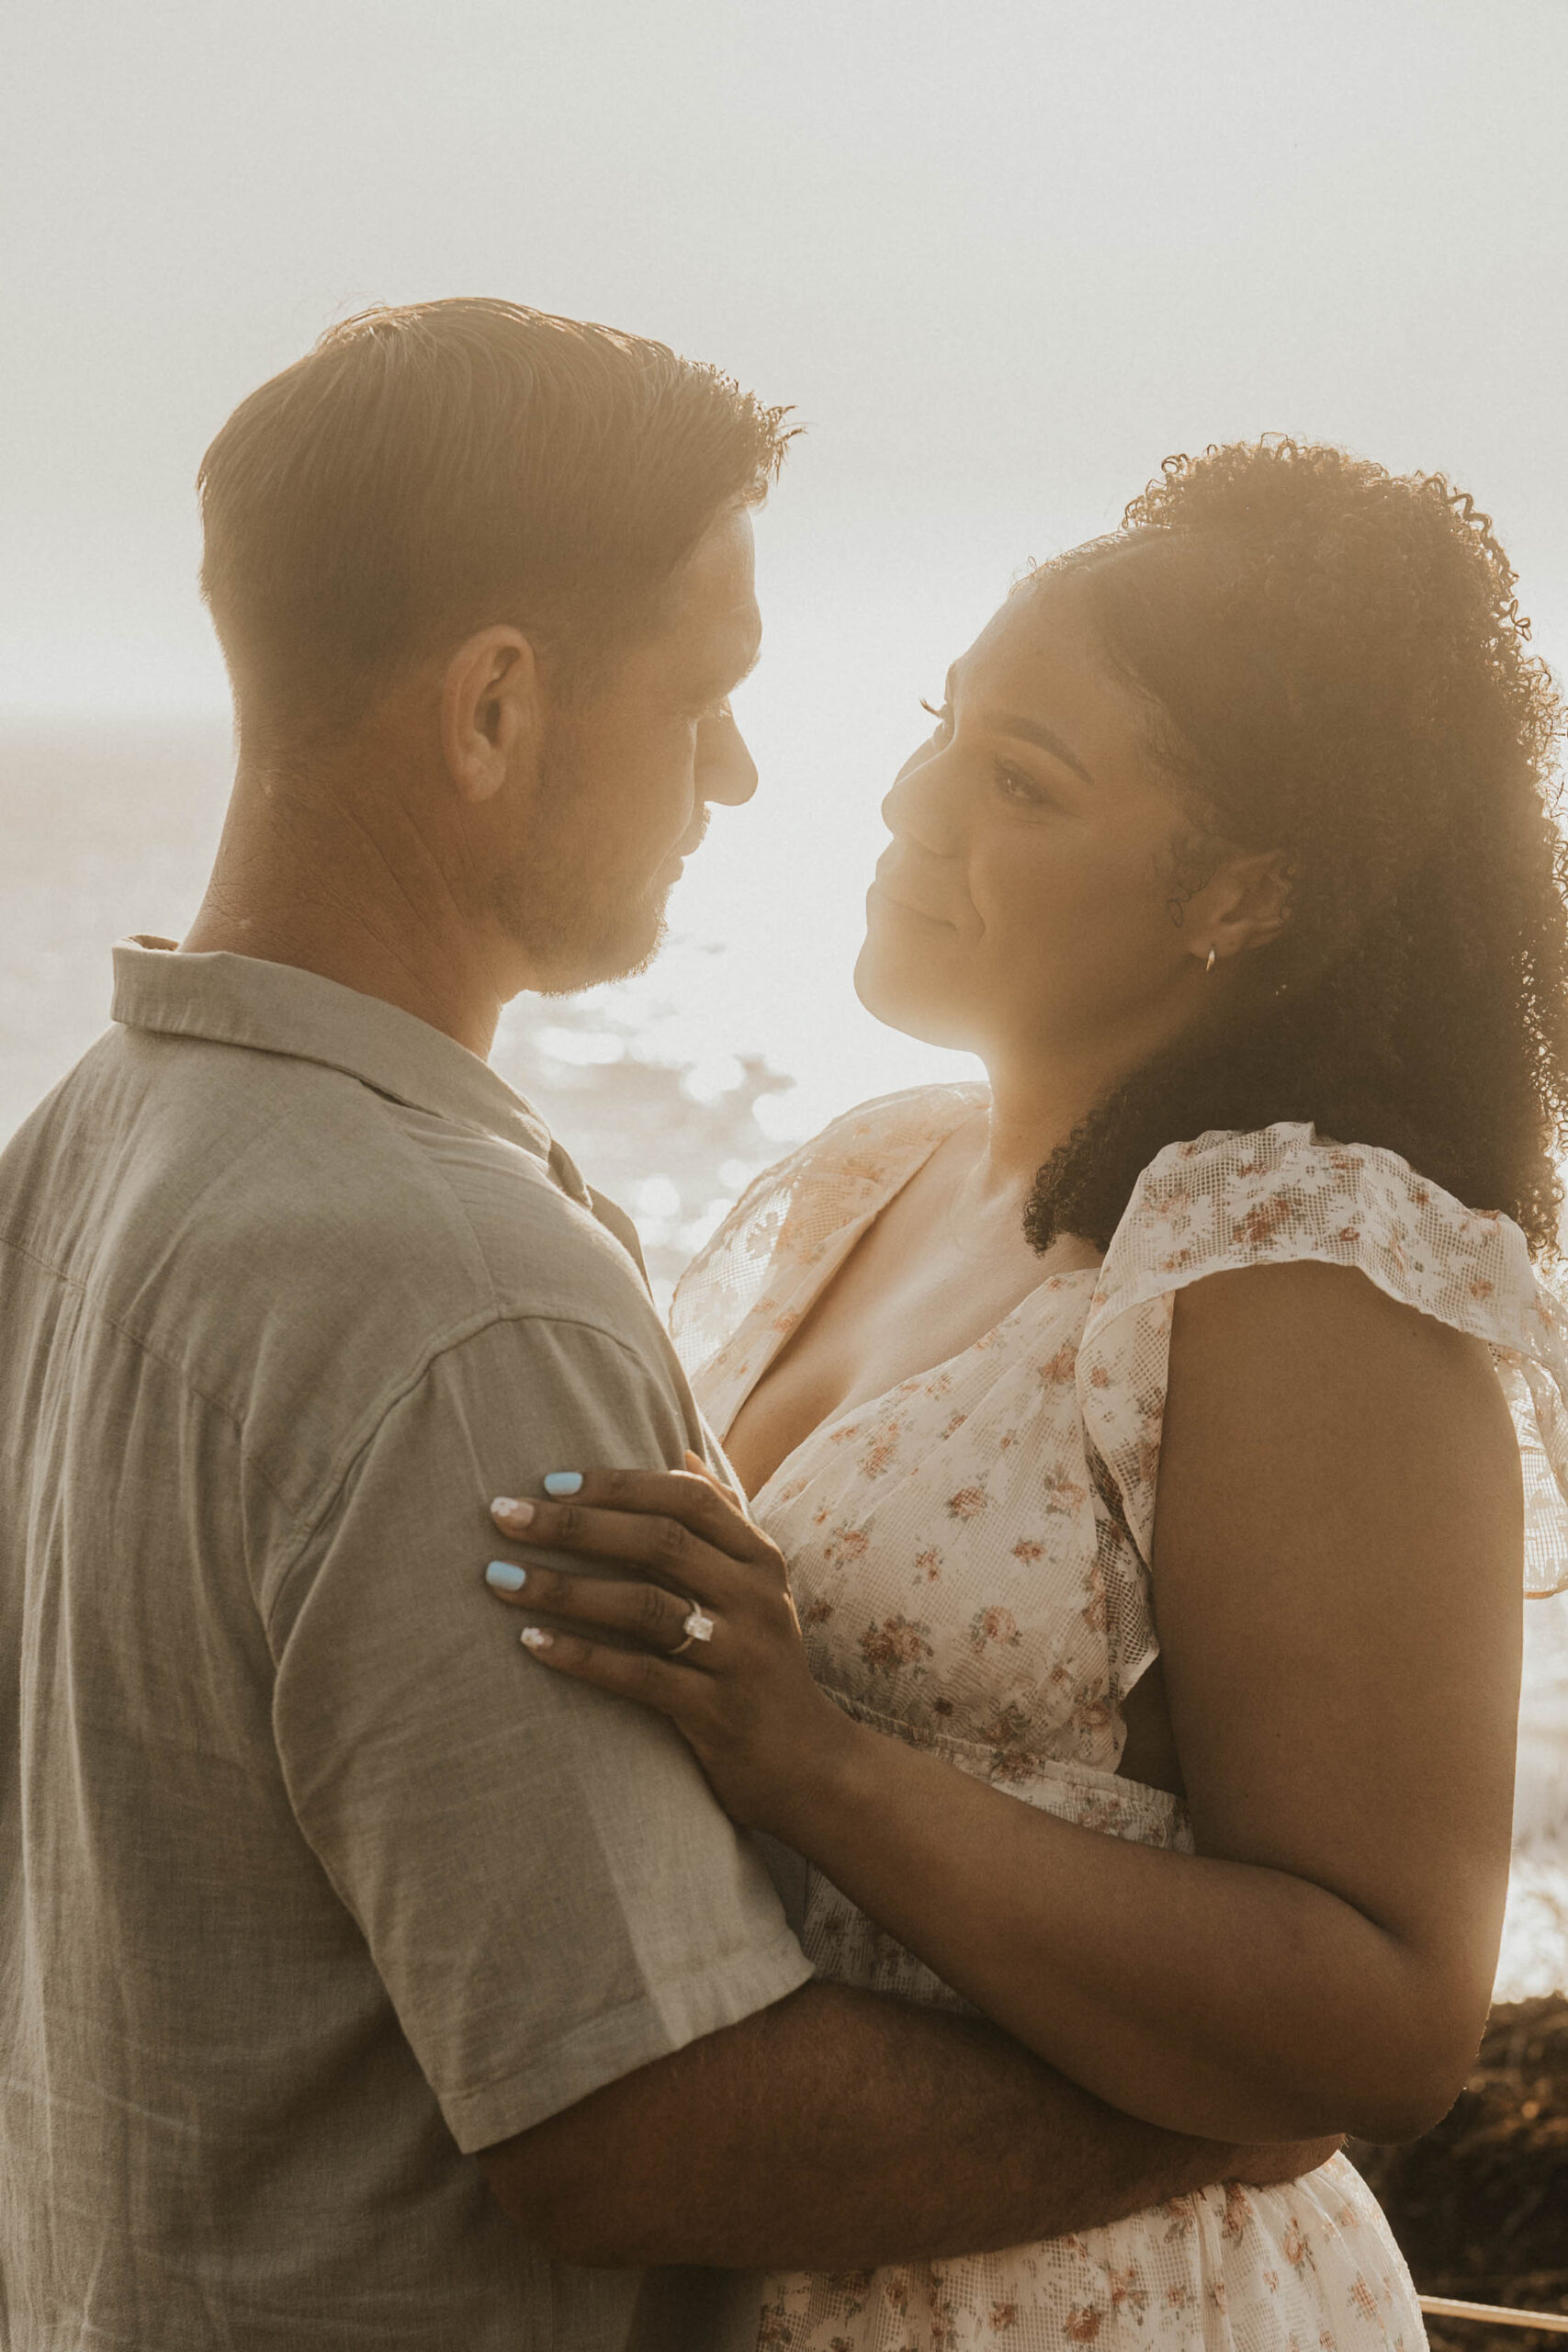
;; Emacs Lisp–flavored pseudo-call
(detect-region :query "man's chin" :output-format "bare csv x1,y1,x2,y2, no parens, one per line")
533,904,669,998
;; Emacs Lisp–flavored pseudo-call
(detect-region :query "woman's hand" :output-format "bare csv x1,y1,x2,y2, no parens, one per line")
483,1454,857,1836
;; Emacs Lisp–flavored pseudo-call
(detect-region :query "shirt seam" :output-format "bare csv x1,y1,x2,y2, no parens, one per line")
412,1118,512,1325
349,1070,508,1317
262,1311,680,1638
204,1033,546,1313
0,1228,672,1634
0,1227,302,1524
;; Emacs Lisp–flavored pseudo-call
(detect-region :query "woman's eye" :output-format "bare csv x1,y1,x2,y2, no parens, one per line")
993,762,1047,807
916,700,1050,806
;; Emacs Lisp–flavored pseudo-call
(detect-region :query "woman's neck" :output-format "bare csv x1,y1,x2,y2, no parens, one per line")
967,992,1196,1222
962,1057,1107,1217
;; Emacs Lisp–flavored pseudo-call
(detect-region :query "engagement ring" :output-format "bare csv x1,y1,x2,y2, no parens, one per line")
668,1601,715,1657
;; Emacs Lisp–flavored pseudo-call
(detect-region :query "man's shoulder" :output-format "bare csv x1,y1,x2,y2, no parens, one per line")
3,1028,669,1484
246,1080,642,1319
201,1054,659,1363
21,1027,629,1299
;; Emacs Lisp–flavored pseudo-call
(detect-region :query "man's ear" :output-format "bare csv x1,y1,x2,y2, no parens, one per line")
1198,848,1293,970
440,628,539,804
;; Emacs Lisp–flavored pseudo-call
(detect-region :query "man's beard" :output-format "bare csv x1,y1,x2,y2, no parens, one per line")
487,719,672,994
531,899,669,998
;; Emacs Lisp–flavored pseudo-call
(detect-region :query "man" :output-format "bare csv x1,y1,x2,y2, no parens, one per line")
0,300,1330,2349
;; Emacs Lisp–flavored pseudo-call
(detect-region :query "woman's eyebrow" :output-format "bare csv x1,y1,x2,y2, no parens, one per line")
981,709,1096,786
944,665,1097,786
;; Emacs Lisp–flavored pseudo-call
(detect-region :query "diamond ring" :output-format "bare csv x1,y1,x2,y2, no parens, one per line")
668,1600,715,1657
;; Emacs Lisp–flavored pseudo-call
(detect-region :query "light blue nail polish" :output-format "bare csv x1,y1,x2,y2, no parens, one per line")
485,1560,527,1593
543,1471,583,1497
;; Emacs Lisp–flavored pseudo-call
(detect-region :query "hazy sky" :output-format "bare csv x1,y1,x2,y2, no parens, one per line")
5,0,1568,1118
6,0,1566,708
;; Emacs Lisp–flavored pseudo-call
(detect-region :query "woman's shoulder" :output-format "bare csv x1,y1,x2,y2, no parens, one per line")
1077,1124,1568,1593
1093,1120,1548,1358
710,1079,986,1238
784,1079,988,1183
670,1081,987,1368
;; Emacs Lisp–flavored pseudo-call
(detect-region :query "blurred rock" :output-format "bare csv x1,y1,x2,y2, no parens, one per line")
1351,1998,1568,2352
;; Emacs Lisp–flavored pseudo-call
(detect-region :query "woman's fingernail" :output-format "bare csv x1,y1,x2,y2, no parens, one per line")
543,1472,583,1498
485,1561,527,1594
520,1625,554,1650
491,1497,534,1526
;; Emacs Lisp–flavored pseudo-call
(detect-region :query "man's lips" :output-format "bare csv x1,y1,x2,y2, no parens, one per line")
660,824,707,879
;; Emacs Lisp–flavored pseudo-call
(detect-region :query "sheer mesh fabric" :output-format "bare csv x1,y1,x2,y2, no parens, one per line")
672,1087,986,1402
1077,1121,1568,1598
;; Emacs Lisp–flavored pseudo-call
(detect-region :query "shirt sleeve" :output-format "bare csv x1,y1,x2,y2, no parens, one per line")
268,1313,813,2154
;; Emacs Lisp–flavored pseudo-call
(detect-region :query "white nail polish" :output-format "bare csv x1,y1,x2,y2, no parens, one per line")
491,1496,519,1517
519,1626,554,1651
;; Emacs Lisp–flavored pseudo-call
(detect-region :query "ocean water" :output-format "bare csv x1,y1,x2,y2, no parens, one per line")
2,716,1564,1999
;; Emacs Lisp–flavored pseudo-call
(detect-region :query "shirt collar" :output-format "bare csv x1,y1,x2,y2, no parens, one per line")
110,937,592,1204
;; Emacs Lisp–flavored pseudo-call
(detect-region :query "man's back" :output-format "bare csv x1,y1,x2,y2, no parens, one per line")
0,942,807,2349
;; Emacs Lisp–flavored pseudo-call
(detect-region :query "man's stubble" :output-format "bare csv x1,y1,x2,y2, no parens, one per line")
488,709,673,998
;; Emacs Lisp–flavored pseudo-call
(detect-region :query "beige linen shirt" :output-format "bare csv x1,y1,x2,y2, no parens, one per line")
0,940,811,2351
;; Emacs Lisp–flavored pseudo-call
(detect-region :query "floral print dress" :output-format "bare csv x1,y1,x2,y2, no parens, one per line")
671,1085,1568,2352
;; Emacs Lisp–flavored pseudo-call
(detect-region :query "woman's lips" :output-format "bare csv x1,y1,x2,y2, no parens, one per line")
867,876,953,926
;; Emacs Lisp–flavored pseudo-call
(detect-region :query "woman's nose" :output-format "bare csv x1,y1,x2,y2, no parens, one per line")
696,708,759,807
882,740,958,855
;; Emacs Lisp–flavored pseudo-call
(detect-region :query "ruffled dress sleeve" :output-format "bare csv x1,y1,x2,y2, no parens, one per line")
1076,1121,1568,1599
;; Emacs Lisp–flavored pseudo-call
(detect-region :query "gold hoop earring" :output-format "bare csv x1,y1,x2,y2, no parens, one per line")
1204,946,1217,974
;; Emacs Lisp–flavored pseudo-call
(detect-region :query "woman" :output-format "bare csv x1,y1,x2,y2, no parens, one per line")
486,439,1568,2348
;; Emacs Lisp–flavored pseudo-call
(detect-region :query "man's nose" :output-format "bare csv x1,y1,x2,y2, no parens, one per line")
697,709,759,807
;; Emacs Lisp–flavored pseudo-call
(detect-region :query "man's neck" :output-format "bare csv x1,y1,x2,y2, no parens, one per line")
182,758,506,1059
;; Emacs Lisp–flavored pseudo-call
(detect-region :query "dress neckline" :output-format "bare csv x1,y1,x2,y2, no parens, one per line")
721,1090,1100,1503
743,1264,1100,1510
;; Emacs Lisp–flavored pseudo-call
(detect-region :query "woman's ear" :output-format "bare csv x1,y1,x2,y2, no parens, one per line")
1196,848,1293,971
439,628,539,804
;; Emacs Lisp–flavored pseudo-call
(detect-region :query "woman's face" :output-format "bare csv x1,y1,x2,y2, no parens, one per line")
855,575,1213,1073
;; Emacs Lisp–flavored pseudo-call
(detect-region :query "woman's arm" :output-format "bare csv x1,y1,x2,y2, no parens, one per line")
487,1261,1523,2144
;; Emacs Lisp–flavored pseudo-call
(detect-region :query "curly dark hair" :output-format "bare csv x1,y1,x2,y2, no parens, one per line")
1022,437,1568,1259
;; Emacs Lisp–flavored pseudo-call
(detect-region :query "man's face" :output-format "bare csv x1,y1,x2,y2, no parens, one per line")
493,503,762,991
